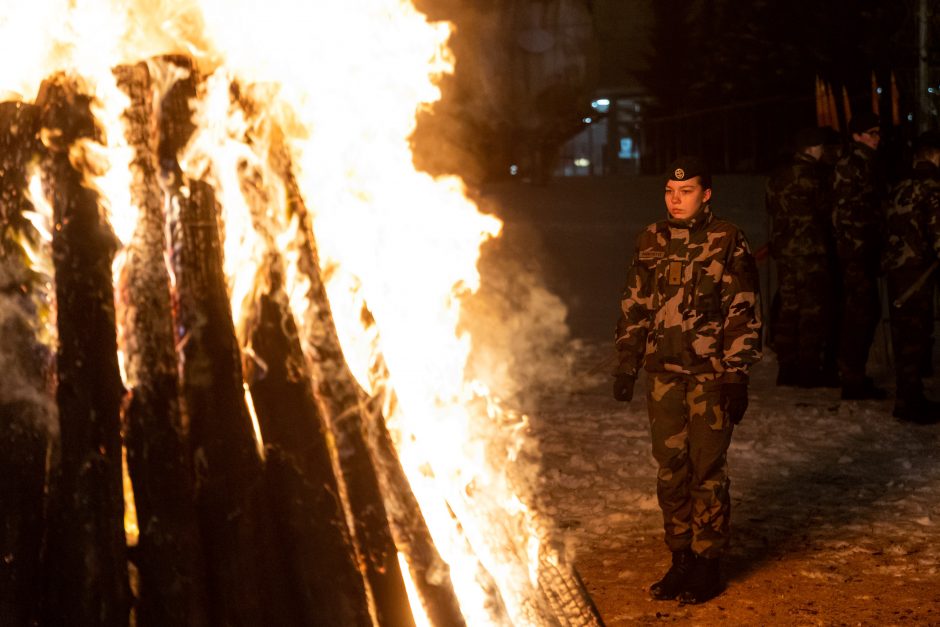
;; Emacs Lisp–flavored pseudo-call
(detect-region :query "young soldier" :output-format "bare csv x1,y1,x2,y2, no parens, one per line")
766,127,838,387
613,157,762,604
883,131,940,424
832,111,887,399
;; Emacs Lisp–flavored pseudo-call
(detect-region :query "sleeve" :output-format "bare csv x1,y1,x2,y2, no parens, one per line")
613,237,655,377
719,230,763,382
927,183,940,259
833,156,882,257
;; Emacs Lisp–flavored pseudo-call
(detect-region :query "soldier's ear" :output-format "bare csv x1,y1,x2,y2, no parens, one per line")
703,188,712,203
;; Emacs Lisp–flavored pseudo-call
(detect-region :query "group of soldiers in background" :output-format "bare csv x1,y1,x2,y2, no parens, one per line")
766,113,940,425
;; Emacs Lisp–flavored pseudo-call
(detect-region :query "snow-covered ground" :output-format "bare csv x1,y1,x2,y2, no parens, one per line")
481,176,940,624
532,341,939,624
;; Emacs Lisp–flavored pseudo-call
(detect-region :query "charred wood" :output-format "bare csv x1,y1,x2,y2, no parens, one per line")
537,557,605,627
168,174,305,626
160,61,298,626
165,177,276,626
0,99,52,627
112,62,209,627
37,74,130,627
240,256,371,627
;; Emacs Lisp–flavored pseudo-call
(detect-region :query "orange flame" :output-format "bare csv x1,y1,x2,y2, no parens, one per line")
1,2,569,624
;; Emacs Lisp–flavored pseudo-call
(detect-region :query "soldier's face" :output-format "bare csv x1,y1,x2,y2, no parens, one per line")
665,178,711,220
853,127,880,150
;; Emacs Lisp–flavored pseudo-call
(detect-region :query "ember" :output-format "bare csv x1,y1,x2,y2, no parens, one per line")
0,2,602,626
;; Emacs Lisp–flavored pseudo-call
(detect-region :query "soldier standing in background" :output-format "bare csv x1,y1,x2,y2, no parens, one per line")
612,157,762,605
766,127,838,387
832,112,887,400
883,132,940,425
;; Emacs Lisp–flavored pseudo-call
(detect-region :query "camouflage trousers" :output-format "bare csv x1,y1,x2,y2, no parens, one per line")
837,256,881,383
773,256,835,370
646,372,734,558
887,266,935,400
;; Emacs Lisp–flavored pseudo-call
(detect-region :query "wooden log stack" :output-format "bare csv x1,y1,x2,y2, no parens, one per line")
0,55,605,627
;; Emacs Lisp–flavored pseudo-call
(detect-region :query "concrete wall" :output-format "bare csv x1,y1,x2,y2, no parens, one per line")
479,174,769,341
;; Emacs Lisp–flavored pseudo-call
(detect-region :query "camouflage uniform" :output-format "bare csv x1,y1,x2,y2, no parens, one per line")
883,160,940,403
615,205,762,557
832,141,884,386
766,152,836,376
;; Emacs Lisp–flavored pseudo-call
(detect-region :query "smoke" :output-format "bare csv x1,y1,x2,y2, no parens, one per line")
459,224,574,411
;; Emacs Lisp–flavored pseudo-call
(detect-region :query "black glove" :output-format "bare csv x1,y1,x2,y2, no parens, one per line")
720,382,749,425
613,374,635,402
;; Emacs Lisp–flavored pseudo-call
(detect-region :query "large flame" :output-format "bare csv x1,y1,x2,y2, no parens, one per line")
1,2,566,624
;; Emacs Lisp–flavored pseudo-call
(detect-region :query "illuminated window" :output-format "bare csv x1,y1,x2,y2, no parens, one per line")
619,138,634,159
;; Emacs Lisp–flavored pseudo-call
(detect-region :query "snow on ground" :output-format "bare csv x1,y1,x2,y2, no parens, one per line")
480,176,940,624
529,341,940,624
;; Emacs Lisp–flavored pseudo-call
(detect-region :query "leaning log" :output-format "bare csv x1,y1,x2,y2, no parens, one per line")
275,172,414,626
240,253,371,627
0,99,55,627
167,174,307,626
112,62,209,627
159,57,297,627
37,74,130,627
363,348,509,626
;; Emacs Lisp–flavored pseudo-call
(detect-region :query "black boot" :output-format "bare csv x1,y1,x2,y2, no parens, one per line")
649,548,695,600
677,555,722,604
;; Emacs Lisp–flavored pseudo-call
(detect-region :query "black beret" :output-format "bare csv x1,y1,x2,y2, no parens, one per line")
795,127,828,149
665,155,711,188
849,111,880,135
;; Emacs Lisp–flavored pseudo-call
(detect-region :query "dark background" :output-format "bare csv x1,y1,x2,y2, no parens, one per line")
413,0,940,183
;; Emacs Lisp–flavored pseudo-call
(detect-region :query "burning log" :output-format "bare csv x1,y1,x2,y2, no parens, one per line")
159,58,298,627
362,337,510,626
239,253,372,627
360,379,483,627
167,173,297,626
0,100,55,627
36,74,130,627
233,155,371,625
275,173,415,627
112,61,209,627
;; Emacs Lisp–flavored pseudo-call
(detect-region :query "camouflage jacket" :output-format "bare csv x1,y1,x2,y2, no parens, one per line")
766,152,830,258
614,206,763,382
832,142,884,259
883,161,940,273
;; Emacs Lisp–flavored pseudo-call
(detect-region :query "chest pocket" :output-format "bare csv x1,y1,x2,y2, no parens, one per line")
690,261,723,319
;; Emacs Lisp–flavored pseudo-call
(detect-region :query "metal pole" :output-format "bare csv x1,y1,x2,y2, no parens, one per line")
918,0,930,131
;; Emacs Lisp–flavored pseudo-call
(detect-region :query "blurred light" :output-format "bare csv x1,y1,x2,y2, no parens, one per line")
618,138,634,160
583,117,592,124
591,98,610,113
876,87,883,94
908,113,914,121
574,158,590,168
929,87,935,94
510,164,519,176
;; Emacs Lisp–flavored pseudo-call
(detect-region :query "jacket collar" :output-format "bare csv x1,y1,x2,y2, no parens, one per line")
667,203,713,231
